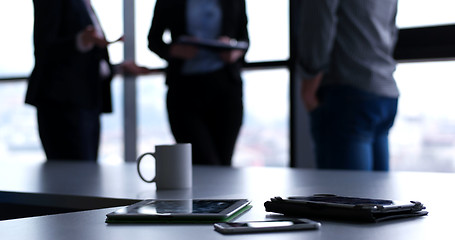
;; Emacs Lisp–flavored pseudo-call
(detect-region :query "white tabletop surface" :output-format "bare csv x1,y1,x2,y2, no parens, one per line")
0,160,454,239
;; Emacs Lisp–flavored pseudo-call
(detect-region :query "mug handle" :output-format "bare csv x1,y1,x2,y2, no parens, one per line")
136,152,156,183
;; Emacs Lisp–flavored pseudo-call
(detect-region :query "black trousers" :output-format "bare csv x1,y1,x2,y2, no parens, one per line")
166,69,243,166
37,105,101,161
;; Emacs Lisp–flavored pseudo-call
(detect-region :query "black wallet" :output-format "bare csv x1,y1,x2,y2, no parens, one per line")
264,194,428,223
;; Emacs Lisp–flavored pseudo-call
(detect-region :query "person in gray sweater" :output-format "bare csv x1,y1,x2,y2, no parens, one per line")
299,0,399,171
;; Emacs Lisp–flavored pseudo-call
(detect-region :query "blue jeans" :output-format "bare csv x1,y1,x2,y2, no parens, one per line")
310,86,398,171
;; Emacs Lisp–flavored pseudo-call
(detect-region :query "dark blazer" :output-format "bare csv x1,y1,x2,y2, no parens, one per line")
26,0,113,113
147,0,249,86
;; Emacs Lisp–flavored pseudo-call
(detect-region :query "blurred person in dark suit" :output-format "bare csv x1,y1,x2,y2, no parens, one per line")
147,0,249,165
26,0,150,161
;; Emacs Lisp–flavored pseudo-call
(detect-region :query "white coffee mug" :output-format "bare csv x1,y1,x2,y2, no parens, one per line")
136,143,192,190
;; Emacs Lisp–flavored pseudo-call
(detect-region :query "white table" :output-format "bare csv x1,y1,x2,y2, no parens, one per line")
0,161,453,239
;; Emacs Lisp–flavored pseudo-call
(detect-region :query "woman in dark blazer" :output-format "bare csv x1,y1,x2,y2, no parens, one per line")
26,0,114,161
148,0,249,165
27,0,148,161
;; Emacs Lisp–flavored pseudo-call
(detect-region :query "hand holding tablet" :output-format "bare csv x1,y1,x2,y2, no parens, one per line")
177,36,249,51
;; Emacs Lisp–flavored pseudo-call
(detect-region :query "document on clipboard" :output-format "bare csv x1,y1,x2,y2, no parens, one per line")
177,36,249,51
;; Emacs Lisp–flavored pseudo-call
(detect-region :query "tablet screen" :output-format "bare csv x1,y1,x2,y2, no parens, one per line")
129,200,242,214
106,199,251,222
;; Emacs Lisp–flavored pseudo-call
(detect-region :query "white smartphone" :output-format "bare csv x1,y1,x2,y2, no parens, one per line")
214,218,321,234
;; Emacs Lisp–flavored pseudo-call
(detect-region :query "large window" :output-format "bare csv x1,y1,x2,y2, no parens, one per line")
389,0,455,172
390,61,455,172
1,0,455,172
397,0,455,28
0,1,34,78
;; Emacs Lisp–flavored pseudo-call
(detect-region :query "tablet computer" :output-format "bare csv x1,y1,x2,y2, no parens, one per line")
106,199,251,223
264,194,427,222
177,36,249,51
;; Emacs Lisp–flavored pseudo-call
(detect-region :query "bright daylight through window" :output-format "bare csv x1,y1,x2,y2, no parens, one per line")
0,0,455,172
